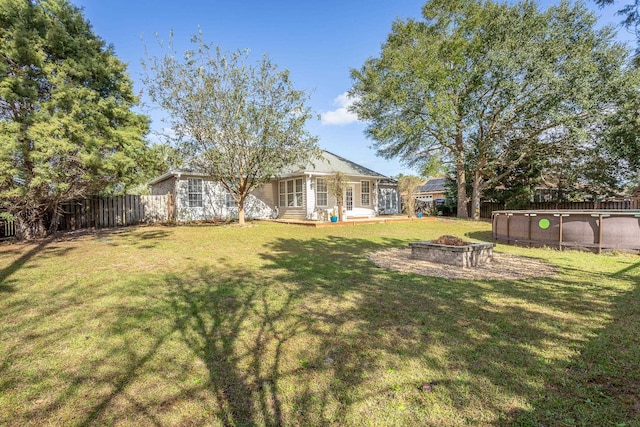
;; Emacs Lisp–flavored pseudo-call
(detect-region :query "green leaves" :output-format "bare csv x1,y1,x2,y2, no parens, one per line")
0,0,150,238
350,0,635,218
143,33,320,224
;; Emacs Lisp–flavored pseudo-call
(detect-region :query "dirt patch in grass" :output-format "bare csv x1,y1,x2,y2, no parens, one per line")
367,248,558,280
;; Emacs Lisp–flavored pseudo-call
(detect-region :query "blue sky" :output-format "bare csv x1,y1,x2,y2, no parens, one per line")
72,0,634,178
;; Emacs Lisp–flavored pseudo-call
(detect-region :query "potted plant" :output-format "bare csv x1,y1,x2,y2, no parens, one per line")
329,210,338,222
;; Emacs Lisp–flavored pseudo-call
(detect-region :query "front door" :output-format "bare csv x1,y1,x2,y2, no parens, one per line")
345,186,353,211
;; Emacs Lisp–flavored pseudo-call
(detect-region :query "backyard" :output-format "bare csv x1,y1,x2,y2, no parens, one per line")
0,219,638,426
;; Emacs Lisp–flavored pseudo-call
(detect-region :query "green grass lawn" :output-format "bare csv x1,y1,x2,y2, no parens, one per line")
0,219,638,426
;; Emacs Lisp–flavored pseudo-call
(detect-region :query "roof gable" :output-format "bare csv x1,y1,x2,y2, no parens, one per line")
279,150,387,178
149,150,388,186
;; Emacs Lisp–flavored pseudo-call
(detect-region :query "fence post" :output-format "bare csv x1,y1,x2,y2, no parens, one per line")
168,192,175,221
122,195,126,226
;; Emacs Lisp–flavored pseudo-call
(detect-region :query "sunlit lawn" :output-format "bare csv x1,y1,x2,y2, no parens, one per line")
0,219,638,426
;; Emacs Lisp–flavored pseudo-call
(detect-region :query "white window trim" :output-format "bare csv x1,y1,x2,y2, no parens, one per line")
316,178,328,207
361,180,370,206
188,178,203,208
225,192,235,208
279,178,304,207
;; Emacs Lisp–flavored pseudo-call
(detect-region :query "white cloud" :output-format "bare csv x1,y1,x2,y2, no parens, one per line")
320,92,360,126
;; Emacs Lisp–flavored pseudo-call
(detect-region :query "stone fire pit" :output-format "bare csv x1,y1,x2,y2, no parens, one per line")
409,235,495,268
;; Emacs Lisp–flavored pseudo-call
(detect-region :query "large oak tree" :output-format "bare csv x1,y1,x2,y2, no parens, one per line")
350,0,632,218
0,0,150,238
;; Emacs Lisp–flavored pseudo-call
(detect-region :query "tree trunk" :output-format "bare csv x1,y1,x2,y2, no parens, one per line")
16,210,48,240
454,127,468,218
471,170,482,220
337,201,344,222
237,200,246,225
407,196,415,218
456,159,468,218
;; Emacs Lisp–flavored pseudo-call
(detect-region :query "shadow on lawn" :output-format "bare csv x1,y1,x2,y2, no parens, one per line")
164,266,292,426
0,238,54,290
99,228,173,249
68,237,408,426
465,230,494,242
510,261,640,426
0,227,172,290
255,236,639,425
8,234,638,426
80,237,638,425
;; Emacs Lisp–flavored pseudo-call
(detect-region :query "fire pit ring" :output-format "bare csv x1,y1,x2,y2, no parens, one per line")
409,240,495,268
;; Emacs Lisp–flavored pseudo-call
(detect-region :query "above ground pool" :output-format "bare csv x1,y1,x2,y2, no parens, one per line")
492,210,640,253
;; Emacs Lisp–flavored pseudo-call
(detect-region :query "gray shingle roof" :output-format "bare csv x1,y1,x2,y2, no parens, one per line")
149,150,388,185
279,150,387,178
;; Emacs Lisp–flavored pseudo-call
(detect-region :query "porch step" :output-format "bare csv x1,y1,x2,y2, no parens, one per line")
281,212,306,220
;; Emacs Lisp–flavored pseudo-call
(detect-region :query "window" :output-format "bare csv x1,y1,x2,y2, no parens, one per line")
316,178,327,206
287,180,294,206
296,179,303,206
225,192,235,208
188,178,203,208
279,178,304,207
361,181,370,206
279,182,286,207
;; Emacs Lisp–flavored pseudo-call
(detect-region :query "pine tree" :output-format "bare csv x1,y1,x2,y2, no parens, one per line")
0,0,149,238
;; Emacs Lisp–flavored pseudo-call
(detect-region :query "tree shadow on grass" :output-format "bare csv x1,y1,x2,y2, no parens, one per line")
106,228,173,249
64,237,409,426
0,226,172,290
3,234,637,426
0,261,292,425
66,264,328,426
0,238,55,288
510,261,640,426
465,230,494,242
165,267,275,426
257,236,638,425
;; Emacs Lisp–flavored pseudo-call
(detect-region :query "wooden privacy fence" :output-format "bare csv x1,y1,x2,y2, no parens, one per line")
471,200,639,219
0,217,16,238
528,200,639,210
58,194,170,231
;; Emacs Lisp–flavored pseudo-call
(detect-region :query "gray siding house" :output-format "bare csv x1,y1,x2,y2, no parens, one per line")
149,150,400,222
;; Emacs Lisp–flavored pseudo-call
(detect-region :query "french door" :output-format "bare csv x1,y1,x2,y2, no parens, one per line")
345,186,353,211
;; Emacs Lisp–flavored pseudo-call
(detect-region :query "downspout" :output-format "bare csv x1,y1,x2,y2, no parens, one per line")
173,172,181,221
306,173,314,220
374,180,380,216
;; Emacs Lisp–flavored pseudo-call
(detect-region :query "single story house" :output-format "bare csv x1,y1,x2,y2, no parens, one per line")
149,150,400,222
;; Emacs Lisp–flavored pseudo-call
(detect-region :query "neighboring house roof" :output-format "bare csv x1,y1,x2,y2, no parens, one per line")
278,150,388,179
416,177,446,194
149,150,389,186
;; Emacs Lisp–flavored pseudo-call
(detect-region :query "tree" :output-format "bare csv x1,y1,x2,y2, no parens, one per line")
0,0,150,239
600,69,640,173
480,151,545,209
420,153,445,179
143,33,320,225
398,175,422,218
350,0,632,219
327,171,349,222
595,0,640,62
